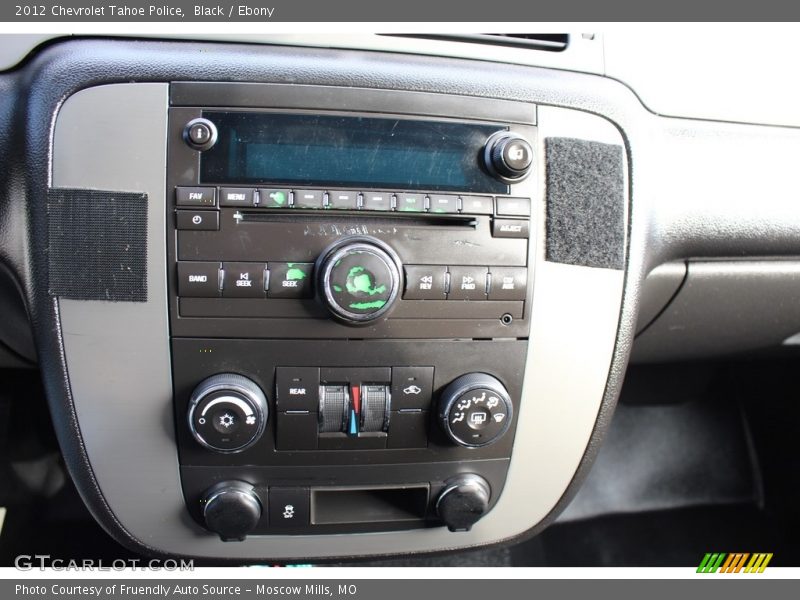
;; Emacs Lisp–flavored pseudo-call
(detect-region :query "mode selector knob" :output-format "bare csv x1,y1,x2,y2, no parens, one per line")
439,373,513,448
317,236,402,325
188,374,268,453
484,131,534,182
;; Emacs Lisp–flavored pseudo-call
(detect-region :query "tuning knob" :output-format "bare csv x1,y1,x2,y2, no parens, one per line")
316,237,402,325
484,131,534,182
187,374,268,453
201,481,262,541
439,373,513,448
436,474,491,532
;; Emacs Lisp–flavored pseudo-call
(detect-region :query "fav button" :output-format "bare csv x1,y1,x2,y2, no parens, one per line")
222,262,266,298
176,186,216,208
268,263,314,299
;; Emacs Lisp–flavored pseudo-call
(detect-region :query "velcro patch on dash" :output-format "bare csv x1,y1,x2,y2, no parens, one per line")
47,188,148,302
545,138,625,270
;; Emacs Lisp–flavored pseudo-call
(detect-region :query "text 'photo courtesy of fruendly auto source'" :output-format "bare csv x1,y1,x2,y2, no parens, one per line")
0,4,799,597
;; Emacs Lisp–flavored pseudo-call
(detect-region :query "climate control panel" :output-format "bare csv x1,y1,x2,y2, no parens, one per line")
172,338,525,537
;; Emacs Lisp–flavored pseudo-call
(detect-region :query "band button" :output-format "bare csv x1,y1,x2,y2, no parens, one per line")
177,262,220,297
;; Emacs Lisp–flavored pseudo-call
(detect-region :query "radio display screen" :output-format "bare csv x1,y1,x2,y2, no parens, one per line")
199,112,508,193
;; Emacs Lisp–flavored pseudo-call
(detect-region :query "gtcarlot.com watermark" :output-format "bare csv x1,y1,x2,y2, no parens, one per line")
14,555,194,571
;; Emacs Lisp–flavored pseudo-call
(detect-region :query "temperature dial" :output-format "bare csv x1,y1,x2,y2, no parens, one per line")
187,374,268,453
439,373,513,448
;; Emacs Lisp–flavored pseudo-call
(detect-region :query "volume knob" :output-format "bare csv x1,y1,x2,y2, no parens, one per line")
484,131,534,182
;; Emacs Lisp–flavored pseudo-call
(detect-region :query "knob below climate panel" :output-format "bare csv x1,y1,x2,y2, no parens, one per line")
436,474,491,532
483,131,534,183
201,481,262,541
439,373,513,448
187,374,268,453
316,237,402,325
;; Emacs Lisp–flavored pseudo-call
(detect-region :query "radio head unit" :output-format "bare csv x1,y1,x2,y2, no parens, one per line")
168,107,537,339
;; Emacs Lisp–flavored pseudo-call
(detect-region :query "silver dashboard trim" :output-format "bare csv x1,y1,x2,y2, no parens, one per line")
53,83,626,559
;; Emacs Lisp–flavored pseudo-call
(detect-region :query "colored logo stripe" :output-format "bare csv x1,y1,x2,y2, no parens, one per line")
697,553,726,573
745,553,773,573
697,553,773,573
720,553,749,573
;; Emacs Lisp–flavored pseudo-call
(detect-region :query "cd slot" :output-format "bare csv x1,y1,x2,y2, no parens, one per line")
236,211,477,229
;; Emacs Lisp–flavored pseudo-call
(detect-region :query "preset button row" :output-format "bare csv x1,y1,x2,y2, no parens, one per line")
175,186,530,216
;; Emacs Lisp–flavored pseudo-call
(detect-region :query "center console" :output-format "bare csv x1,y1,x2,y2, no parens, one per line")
167,83,536,539
42,41,629,560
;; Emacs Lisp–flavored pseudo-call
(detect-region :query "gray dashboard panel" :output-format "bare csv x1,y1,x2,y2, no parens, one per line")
52,82,627,559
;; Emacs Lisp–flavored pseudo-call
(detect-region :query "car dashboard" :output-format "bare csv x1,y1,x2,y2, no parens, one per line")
0,32,798,564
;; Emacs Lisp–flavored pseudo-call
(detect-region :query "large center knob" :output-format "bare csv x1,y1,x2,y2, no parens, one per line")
317,237,402,325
